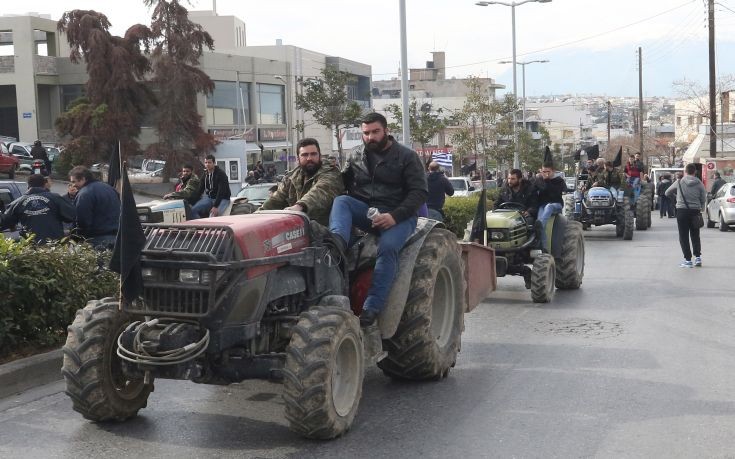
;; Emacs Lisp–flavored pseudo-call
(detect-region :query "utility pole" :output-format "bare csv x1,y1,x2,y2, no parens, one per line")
607,100,611,148
638,47,644,157
709,0,717,158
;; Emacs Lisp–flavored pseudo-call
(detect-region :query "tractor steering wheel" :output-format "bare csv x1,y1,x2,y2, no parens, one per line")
497,202,527,212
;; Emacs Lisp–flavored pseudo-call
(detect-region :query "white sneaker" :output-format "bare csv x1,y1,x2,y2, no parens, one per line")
694,256,702,267
679,260,693,268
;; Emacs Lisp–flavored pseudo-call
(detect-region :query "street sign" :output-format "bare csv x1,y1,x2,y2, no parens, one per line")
22,112,32,119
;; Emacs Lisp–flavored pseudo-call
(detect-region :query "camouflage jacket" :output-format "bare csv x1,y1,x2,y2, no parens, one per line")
591,168,624,189
259,163,344,226
167,174,201,205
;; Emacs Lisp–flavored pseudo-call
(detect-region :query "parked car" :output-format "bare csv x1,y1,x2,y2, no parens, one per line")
448,177,478,197
0,180,28,240
706,182,735,231
0,143,20,179
7,142,35,172
470,180,498,191
564,176,577,193
229,182,277,215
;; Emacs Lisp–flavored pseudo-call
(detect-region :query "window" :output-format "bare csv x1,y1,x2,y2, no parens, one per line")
207,81,249,126
216,158,241,182
61,85,85,111
257,83,285,124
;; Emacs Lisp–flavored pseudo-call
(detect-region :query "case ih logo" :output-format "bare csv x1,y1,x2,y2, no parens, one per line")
285,226,305,241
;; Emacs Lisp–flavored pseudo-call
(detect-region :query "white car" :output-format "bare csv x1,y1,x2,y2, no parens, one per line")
448,177,478,197
706,182,735,231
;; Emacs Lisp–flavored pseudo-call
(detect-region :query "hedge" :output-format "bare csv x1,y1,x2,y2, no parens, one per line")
442,189,500,238
0,237,118,359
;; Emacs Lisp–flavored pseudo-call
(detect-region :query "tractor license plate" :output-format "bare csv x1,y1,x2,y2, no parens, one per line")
594,210,606,216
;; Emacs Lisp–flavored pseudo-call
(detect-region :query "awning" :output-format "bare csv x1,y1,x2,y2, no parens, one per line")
682,134,705,164
246,141,292,152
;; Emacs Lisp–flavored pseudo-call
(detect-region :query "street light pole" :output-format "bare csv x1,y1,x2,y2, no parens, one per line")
476,0,552,169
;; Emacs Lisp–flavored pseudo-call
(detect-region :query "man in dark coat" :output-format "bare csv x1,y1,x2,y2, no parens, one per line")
30,140,51,175
191,154,231,218
710,171,727,197
329,113,427,326
495,168,538,218
533,149,565,251
70,165,120,249
164,164,201,205
425,161,454,221
0,174,75,243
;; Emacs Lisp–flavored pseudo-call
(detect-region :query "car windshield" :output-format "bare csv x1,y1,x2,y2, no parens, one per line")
449,179,467,191
237,185,273,201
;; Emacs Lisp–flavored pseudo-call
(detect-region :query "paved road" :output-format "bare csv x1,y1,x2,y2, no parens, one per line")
1,218,734,458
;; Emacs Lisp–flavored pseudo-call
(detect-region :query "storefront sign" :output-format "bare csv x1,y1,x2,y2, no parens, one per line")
258,127,287,141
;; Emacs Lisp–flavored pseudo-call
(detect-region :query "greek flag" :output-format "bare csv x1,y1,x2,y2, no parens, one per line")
432,152,453,168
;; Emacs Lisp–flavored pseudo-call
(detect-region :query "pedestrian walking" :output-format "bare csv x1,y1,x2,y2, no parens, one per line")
656,174,673,218
665,163,706,268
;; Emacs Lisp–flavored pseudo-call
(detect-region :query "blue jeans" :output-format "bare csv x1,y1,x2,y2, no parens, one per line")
191,196,230,219
329,195,417,313
628,177,641,201
537,202,562,250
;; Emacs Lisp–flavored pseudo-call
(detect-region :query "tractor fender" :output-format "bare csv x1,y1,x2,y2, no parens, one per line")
378,217,442,339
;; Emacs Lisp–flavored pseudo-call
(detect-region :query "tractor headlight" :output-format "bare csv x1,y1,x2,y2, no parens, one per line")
490,231,505,241
179,269,200,283
200,270,224,284
141,267,159,281
137,208,151,222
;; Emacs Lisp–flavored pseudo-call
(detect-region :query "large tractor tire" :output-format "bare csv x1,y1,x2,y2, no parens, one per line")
635,192,651,230
62,298,153,422
555,221,584,290
623,198,634,240
531,253,555,303
378,228,464,381
283,306,364,440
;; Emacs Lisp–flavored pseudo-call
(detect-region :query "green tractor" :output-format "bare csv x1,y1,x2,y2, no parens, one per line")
483,202,585,303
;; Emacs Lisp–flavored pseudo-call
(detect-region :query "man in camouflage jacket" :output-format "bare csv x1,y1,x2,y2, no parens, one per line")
259,138,343,226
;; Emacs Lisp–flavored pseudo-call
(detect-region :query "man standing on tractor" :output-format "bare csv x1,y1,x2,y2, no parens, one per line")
534,148,565,251
494,168,538,219
624,154,643,201
259,137,343,226
593,161,624,195
329,112,428,327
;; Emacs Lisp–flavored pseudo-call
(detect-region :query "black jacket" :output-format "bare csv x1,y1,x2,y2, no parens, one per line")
75,180,120,238
30,144,49,161
342,136,428,223
534,175,565,206
495,179,538,216
1,187,76,242
711,177,727,196
198,166,231,207
656,178,672,197
426,171,454,211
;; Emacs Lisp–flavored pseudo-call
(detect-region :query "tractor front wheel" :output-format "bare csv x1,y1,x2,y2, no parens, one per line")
531,254,556,303
555,221,585,289
283,306,364,440
62,298,153,422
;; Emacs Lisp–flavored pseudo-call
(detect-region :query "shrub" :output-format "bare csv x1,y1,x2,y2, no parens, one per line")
442,189,500,238
0,237,118,358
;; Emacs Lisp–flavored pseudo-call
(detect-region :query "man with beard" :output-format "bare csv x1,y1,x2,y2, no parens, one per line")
259,138,343,226
329,113,428,327
163,164,201,205
494,168,538,219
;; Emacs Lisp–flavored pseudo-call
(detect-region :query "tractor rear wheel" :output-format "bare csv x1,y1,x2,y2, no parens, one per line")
531,253,555,303
283,306,364,440
555,221,584,289
563,195,575,219
378,228,464,381
62,298,153,422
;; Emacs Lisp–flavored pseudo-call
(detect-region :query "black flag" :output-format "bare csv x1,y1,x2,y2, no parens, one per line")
542,146,554,168
469,187,487,244
585,144,600,161
110,163,146,303
107,142,121,188
612,146,623,167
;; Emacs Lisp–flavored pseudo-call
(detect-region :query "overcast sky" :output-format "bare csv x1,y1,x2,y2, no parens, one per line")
5,0,735,97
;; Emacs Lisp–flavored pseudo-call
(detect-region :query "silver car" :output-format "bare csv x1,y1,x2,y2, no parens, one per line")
706,182,735,231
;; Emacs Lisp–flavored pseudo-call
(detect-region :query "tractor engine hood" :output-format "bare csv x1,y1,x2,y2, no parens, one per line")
486,209,525,229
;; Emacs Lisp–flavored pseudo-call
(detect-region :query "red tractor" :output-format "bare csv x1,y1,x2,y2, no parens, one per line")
61,211,495,439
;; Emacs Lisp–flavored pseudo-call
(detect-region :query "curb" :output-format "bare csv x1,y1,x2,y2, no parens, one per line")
0,349,63,399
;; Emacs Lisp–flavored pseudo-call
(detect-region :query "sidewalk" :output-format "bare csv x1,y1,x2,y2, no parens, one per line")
0,349,62,399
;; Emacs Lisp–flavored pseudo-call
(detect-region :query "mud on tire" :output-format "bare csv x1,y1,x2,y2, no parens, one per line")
283,306,364,440
377,228,465,381
623,197,634,240
635,192,650,230
555,221,584,289
62,298,153,422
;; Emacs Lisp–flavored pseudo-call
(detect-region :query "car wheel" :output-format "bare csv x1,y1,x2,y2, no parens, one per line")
720,212,729,232
706,209,716,228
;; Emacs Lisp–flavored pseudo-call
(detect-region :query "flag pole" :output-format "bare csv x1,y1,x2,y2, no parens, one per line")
118,140,124,310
